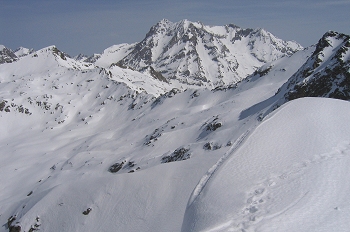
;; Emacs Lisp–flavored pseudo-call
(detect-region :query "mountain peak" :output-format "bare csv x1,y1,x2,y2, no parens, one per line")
274,30,350,104
146,19,174,38
159,18,171,25
313,31,349,55
117,20,303,88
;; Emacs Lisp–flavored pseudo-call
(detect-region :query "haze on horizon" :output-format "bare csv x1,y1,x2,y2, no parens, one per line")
1,0,349,56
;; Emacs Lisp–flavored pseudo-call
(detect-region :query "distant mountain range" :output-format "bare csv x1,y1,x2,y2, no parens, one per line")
0,19,349,232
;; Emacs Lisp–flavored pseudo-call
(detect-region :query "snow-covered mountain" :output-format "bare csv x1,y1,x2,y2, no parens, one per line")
238,31,350,121
115,19,302,87
0,45,34,64
1,22,350,232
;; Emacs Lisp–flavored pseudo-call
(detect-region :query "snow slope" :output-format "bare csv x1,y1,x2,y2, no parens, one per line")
94,43,136,68
182,97,350,232
1,26,349,232
13,47,34,58
0,40,314,232
0,46,310,231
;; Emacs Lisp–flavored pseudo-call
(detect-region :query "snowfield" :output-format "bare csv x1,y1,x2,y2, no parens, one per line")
182,97,350,232
0,22,349,232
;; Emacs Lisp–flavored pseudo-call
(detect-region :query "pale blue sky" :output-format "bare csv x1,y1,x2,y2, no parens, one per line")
1,0,349,56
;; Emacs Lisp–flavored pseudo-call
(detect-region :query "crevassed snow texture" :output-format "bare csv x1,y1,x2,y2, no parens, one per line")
182,97,350,232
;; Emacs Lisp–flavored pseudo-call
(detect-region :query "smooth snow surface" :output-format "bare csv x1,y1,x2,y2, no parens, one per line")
182,98,350,232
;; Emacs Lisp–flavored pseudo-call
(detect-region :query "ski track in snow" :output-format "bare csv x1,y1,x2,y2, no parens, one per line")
188,127,255,206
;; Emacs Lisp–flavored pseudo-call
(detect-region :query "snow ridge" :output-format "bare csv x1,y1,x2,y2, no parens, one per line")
182,98,350,232
187,127,254,206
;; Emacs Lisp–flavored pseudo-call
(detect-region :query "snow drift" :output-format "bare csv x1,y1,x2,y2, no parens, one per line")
182,97,350,232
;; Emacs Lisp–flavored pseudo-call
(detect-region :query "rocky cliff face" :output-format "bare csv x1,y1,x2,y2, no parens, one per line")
280,31,350,101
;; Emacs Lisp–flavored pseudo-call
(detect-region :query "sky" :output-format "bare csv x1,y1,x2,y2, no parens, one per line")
1,0,349,56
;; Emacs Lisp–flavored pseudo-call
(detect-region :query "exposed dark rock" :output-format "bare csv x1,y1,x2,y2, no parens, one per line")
28,216,41,232
253,66,272,77
127,161,135,168
7,216,16,228
9,225,21,232
283,32,350,102
83,208,92,215
7,216,21,232
203,142,212,150
203,142,222,150
190,90,200,98
211,84,237,92
0,47,18,64
149,66,168,83
206,121,222,131
0,100,7,111
52,47,67,60
144,128,163,145
108,162,124,173
151,88,181,108
161,147,191,163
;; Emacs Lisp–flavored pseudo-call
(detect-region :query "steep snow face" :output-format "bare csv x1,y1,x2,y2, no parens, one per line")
93,43,136,68
182,97,350,232
14,47,34,57
280,31,350,101
108,65,173,96
117,19,303,88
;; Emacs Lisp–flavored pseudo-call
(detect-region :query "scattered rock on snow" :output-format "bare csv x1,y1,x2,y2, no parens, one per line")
108,161,125,173
161,147,191,163
83,208,92,215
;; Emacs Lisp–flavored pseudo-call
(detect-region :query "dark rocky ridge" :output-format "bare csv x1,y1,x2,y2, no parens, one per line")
282,31,350,101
